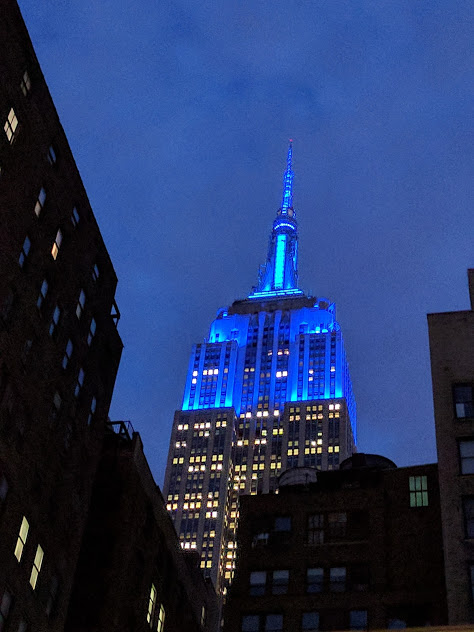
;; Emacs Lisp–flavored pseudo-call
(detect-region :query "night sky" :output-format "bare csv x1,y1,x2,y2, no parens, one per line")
18,0,473,486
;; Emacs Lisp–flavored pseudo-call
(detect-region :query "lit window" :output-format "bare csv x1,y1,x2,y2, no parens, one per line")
92,263,99,282
49,305,61,336
459,439,474,474
249,571,266,596
350,610,367,630
329,567,346,592
409,475,428,507
51,229,62,260
74,368,84,397
0,590,12,629
47,145,56,165
463,497,474,538
87,396,97,426
34,187,46,216
62,339,73,369
302,612,319,632
20,71,31,95
146,584,156,626
76,290,86,319
87,318,96,346
454,384,474,419
157,604,165,632
29,544,44,589
71,207,80,227
4,108,19,144
36,279,48,309
14,516,29,561
307,567,323,593
19,235,31,268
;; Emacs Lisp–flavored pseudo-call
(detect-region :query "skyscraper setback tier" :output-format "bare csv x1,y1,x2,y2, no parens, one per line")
164,143,357,593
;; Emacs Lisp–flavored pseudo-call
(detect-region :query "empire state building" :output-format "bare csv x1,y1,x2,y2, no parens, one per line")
164,143,357,593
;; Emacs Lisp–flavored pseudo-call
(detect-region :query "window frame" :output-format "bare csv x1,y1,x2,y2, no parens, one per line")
4,108,19,144
14,516,29,562
459,438,474,475
29,544,44,589
453,384,474,419
409,475,429,507
19,236,31,268
463,496,474,539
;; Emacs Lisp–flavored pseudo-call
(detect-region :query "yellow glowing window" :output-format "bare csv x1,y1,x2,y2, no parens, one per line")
4,108,18,143
157,604,165,632
14,516,29,562
29,545,44,589
51,229,62,260
146,584,156,625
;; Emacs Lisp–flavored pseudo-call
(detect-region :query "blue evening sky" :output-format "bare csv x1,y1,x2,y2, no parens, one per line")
18,0,473,485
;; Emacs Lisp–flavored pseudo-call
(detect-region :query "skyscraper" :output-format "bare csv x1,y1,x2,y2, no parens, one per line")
164,143,356,593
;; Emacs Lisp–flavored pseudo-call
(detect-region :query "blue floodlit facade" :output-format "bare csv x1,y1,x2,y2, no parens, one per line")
164,143,356,592
180,143,356,435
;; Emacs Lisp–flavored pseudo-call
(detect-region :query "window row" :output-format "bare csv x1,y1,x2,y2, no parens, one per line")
241,609,367,631
249,565,369,596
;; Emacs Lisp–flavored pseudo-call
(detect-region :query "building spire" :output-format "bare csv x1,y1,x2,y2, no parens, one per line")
281,140,294,213
249,141,303,299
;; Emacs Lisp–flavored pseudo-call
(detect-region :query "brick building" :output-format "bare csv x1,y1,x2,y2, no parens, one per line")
0,1,123,628
428,269,474,624
66,421,218,632
224,455,447,631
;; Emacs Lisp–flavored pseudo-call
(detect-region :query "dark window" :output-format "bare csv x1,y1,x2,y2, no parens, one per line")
350,564,370,591
19,236,31,268
36,279,48,309
329,567,346,592
463,497,474,538
459,439,474,474
350,610,368,630
71,207,80,227
307,568,323,593
307,514,324,544
249,571,266,596
274,516,291,532
0,590,12,630
241,614,283,632
265,614,283,631
327,512,347,540
454,384,474,419
241,615,259,631
49,305,61,337
271,570,289,595
302,612,319,631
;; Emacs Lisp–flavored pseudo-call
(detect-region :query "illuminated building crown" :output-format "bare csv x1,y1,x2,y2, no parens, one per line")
249,141,303,300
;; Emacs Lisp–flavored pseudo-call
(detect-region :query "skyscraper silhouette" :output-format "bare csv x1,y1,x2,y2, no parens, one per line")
164,143,356,593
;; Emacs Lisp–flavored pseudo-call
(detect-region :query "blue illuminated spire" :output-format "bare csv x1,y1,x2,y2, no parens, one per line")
281,140,294,213
249,141,303,299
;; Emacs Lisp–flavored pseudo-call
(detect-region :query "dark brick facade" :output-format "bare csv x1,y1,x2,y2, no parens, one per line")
66,422,218,632
0,2,123,629
224,457,447,631
428,269,474,624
